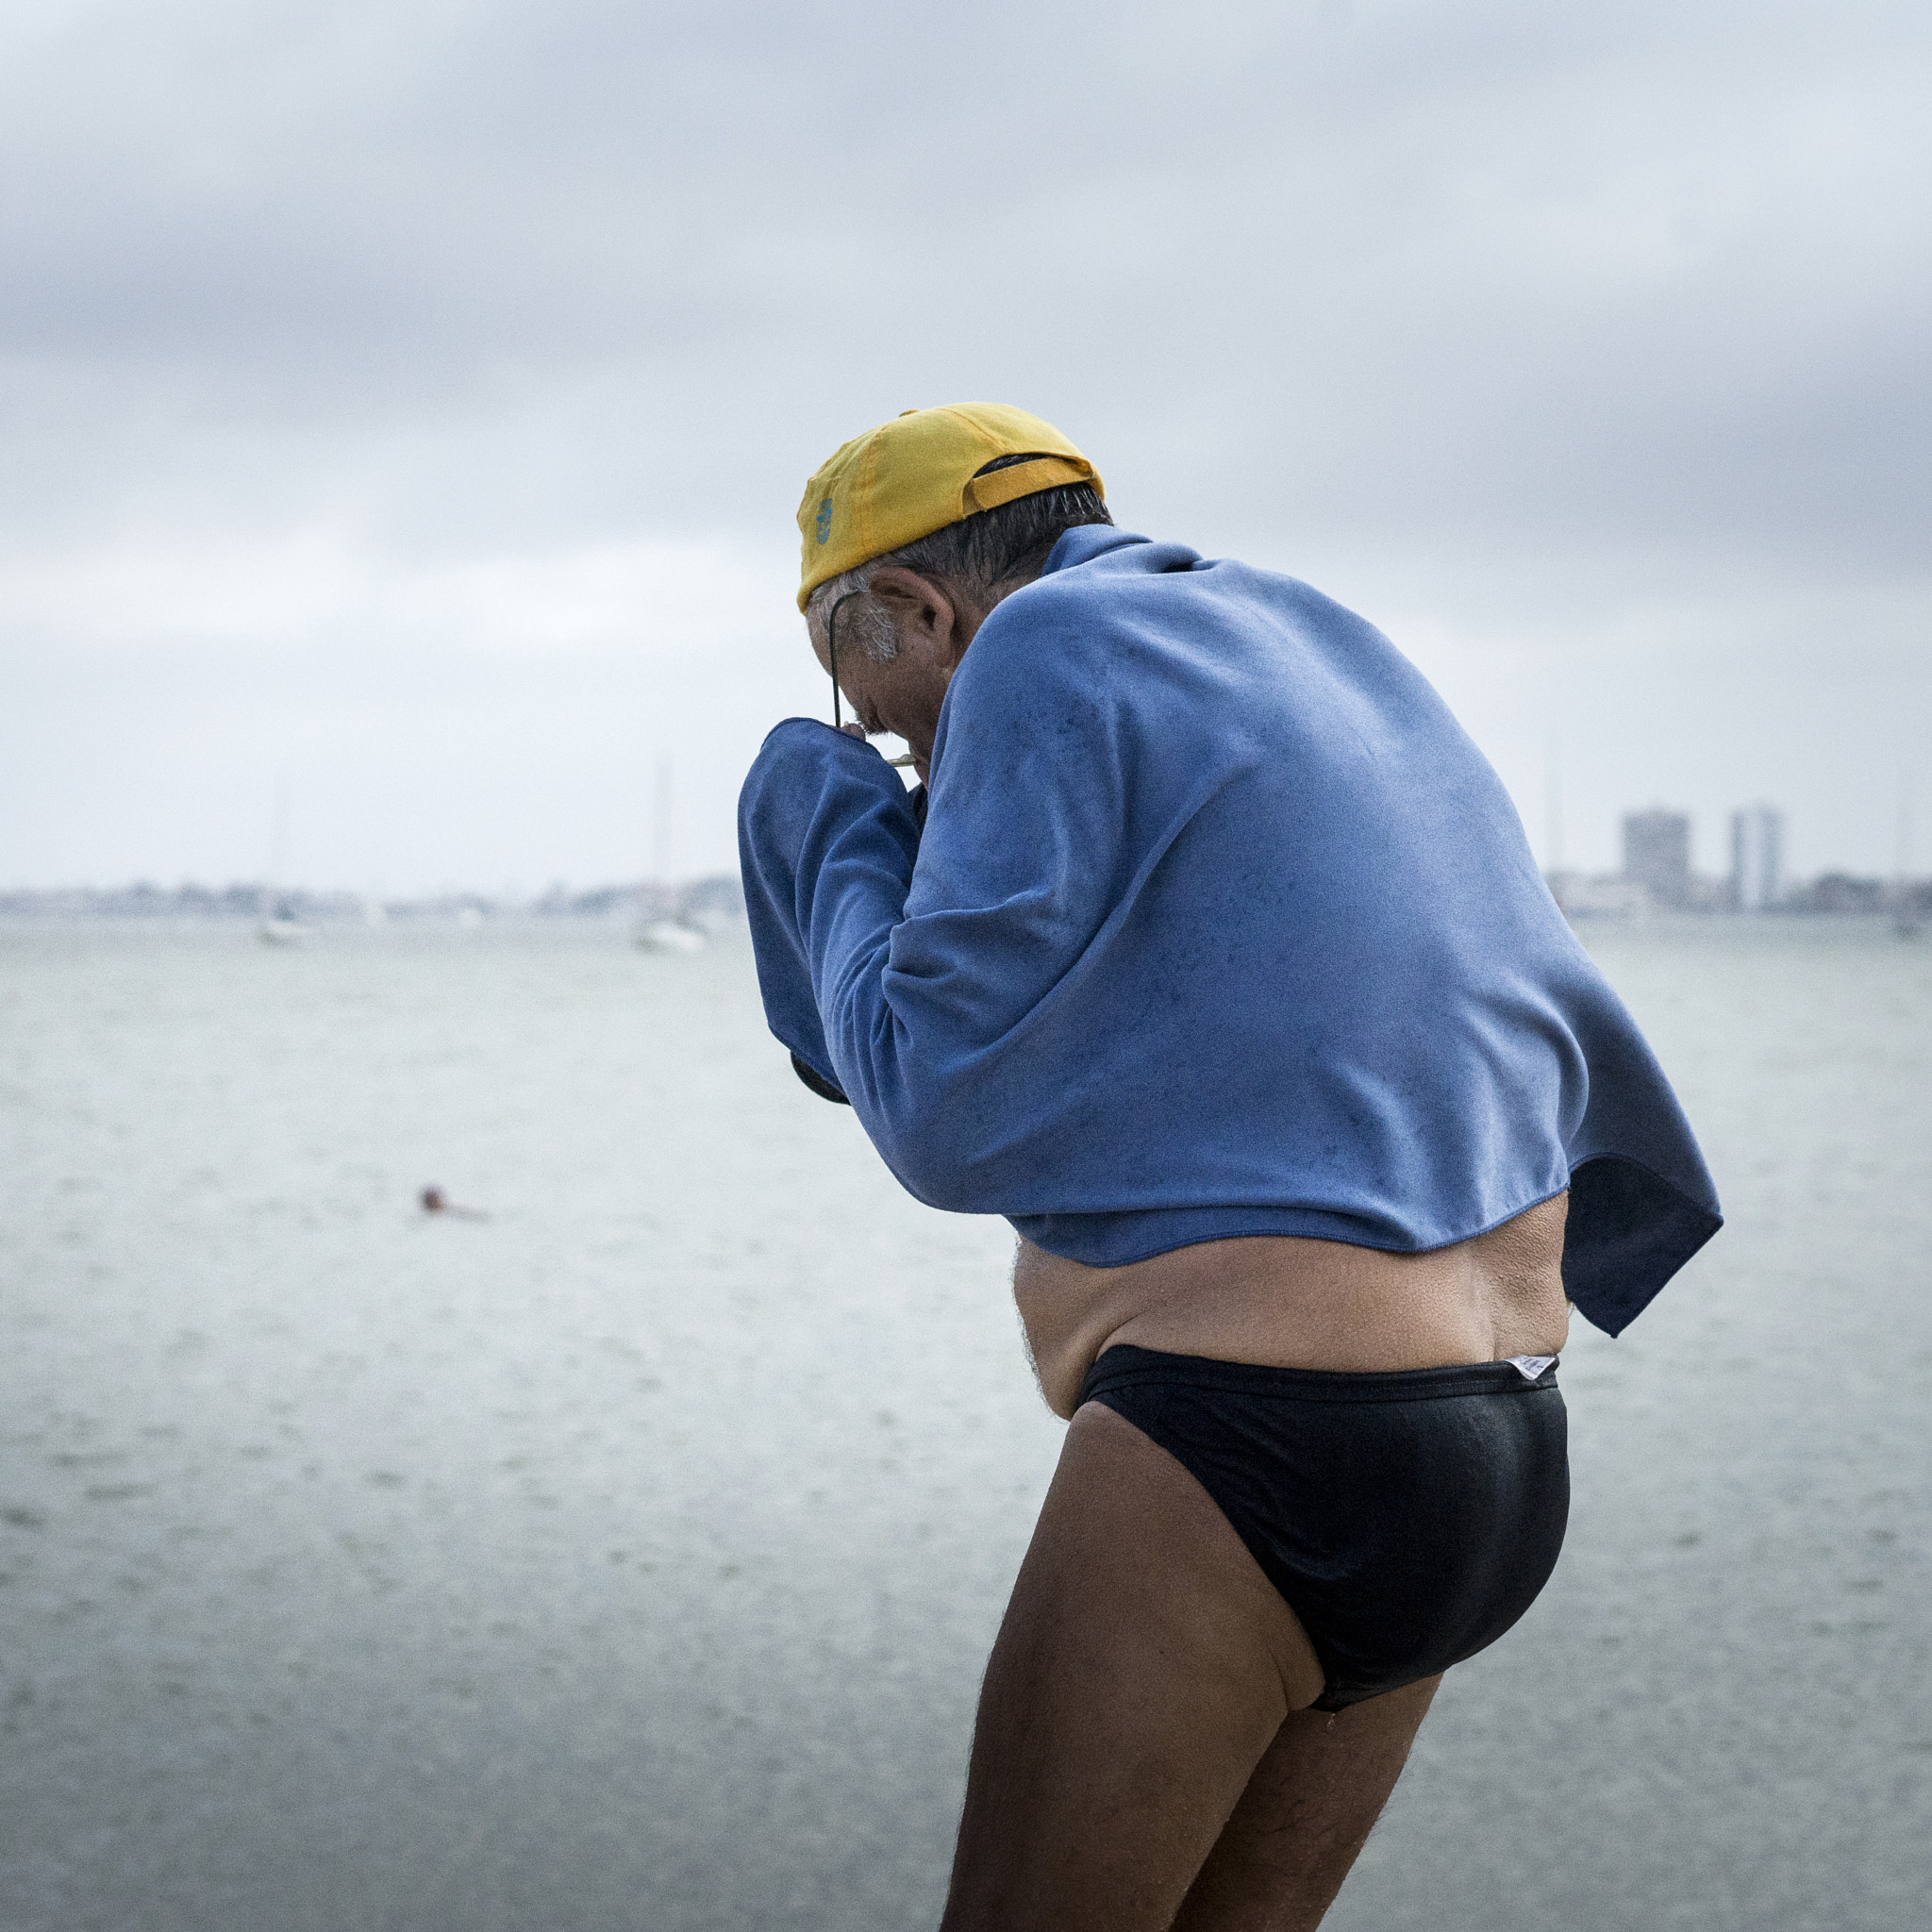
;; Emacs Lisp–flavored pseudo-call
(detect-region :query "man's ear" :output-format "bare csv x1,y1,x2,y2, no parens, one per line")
866,568,962,663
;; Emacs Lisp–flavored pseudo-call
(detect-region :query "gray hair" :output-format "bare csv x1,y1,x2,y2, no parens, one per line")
804,465,1112,665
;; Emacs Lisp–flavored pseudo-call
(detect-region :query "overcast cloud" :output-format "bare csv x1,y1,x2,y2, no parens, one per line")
4,0,1927,889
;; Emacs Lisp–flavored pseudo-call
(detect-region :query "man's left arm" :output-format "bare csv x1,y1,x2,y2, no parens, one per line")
736,622,1138,1211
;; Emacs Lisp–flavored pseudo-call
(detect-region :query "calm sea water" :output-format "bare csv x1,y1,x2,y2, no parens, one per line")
1,918,1927,1931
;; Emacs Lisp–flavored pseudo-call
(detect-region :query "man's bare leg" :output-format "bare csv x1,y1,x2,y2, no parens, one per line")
1172,1677,1439,1930
939,1403,1429,1932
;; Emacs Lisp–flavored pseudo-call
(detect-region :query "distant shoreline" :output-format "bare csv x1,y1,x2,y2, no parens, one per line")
0,875,745,925
0,871,1922,924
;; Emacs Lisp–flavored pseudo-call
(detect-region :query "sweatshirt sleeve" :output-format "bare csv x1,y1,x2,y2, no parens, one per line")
735,608,1149,1210
736,719,923,1105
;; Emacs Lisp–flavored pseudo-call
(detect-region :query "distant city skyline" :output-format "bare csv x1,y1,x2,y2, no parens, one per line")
1531,797,1927,921
2,762,1919,899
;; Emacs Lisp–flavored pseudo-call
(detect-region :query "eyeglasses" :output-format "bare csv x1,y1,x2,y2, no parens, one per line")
824,590,861,731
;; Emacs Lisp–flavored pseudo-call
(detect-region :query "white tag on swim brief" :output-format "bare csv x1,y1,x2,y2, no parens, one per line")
1506,1355,1557,1381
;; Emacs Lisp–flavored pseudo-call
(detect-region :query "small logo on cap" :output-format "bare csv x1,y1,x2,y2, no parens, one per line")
814,497,833,545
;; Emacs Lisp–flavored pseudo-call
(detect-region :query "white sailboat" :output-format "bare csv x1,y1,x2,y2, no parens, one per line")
633,917,704,954
633,753,705,954
258,781,311,945
258,902,310,945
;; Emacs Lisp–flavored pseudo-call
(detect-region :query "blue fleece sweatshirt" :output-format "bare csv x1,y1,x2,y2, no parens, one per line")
738,526,1720,1336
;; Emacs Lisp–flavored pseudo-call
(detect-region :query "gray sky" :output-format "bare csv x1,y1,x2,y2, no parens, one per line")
4,0,1927,890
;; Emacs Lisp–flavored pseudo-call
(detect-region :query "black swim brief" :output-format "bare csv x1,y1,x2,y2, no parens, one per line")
1077,1344,1570,1711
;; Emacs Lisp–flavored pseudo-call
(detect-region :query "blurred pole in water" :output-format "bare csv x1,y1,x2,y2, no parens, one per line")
654,754,675,893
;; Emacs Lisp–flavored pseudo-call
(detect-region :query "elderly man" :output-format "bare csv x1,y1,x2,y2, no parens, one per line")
737,404,1719,1931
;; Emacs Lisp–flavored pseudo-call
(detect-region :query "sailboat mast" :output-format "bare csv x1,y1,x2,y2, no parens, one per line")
653,755,674,887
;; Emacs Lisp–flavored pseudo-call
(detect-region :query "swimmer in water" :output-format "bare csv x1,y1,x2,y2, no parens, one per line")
419,1186,488,1222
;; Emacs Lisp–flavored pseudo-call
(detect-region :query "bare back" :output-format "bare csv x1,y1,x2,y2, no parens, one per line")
1014,1195,1572,1419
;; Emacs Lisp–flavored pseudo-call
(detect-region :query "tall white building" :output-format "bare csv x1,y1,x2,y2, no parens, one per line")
1730,804,1784,911
1623,808,1692,908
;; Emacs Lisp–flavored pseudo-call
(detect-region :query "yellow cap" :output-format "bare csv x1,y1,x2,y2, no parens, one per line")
796,403,1103,609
